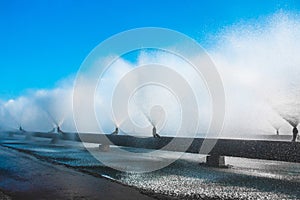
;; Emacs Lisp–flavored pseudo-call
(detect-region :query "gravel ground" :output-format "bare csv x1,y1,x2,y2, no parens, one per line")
118,159,300,200
0,191,11,200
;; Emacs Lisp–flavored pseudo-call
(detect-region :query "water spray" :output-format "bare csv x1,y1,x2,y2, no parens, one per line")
111,126,119,135
141,111,161,138
19,126,26,132
132,96,158,137
281,117,299,142
57,126,64,134
0,104,21,130
292,126,299,142
152,125,160,138
48,127,55,133
268,121,281,135
40,107,65,134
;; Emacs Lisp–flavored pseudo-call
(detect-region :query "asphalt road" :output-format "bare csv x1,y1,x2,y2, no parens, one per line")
0,145,155,200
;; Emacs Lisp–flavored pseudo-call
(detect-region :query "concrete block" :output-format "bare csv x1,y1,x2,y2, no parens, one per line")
99,144,110,152
206,155,225,167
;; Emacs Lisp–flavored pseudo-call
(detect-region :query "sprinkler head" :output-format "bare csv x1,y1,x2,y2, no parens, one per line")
111,126,119,135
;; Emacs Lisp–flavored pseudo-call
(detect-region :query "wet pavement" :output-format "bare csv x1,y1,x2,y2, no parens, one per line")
0,138,156,200
0,134,299,199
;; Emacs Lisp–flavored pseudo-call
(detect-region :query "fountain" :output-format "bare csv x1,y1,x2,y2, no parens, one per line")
1,12,300,150
274,99,300,142
292,127,299,142
269,120,282,135
57,126,64,134
111,126,119,135
152,126,160,138
19,126,25,132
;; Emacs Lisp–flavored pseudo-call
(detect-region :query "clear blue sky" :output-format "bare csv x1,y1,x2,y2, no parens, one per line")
0,0,299,99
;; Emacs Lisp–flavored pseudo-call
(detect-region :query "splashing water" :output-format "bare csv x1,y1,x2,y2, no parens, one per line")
0,12,300,138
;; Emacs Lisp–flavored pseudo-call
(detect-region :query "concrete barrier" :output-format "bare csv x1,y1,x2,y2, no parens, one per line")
4,131,300,166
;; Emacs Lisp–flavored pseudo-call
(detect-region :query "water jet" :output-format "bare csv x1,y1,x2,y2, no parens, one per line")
152,126,160,138
111,126,119,135
292,126,298,142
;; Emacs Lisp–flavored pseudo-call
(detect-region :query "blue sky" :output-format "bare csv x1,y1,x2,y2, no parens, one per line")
0,0,299,99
